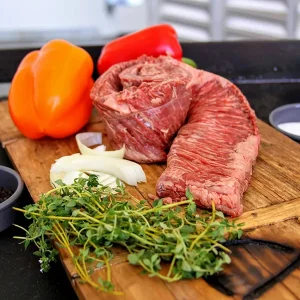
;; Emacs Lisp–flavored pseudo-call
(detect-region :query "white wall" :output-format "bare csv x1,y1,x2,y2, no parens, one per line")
0,0,148,40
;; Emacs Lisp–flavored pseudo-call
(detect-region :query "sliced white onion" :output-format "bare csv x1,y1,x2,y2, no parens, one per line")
75,132,125,158
50,171,65,188
76,132,105,155
63,171,89,185
50,170,122,190
50,171,88,188
96,144,125,158
85,171,121,189
50,155,146,186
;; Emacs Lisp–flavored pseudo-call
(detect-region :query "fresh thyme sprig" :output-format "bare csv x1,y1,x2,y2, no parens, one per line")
13,175,244,294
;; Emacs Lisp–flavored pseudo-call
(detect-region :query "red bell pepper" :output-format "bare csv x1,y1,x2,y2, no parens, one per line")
97,24,182,75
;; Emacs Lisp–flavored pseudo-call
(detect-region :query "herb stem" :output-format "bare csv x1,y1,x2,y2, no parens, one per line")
104,256,111,282
167,255,176,277
189,202,216,251
141,200,193,214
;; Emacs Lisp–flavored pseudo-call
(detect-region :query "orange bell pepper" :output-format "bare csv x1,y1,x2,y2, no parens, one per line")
9,39,94,139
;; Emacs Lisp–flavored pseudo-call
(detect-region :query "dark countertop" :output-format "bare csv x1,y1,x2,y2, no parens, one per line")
0,40,300,300
1,83,299,300
0,148,78,300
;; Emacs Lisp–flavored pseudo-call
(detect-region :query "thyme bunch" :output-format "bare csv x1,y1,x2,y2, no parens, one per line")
14,175,243,294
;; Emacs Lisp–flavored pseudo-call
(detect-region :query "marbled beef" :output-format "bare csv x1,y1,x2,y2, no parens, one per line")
91,55,260,217
156,69,260,217
91,56,191,163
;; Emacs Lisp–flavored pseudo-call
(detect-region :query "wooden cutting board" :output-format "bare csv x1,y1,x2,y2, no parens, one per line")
1,100,300,300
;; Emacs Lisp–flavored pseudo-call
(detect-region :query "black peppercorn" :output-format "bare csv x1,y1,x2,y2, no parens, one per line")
0,186,13,203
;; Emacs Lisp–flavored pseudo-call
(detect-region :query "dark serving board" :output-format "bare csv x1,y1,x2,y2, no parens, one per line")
0,101,300,299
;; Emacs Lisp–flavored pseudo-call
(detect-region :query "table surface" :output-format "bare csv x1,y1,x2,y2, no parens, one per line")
0,80,299,299
0,145,77,300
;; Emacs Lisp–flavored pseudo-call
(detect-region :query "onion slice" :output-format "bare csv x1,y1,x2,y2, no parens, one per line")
85,171,121,189
50,170,121,190
75,132,125,158
50,171,88,188
50,155,146,186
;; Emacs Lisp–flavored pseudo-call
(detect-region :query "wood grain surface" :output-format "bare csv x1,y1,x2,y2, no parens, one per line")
1,100,300,299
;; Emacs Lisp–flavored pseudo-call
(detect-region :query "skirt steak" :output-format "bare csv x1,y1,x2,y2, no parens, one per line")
91,56,192,163
91,56,260,216
156,68,260,217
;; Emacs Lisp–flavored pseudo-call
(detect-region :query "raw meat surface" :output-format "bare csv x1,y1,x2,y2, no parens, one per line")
91,56,192,163
156,68,260,217
91,55,260,217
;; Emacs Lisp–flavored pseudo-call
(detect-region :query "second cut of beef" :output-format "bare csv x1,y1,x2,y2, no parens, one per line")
90,56,192,163
156,68,260,217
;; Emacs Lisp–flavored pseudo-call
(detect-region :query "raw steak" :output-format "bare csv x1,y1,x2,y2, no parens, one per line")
156,68,260,217
90,56,192,163
91,54,260,216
